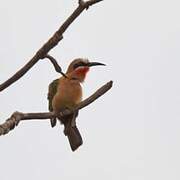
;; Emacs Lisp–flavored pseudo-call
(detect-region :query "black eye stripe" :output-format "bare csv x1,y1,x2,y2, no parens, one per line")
73,62,87,69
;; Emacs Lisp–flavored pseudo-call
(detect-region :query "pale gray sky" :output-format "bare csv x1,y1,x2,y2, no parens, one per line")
0,0,180,179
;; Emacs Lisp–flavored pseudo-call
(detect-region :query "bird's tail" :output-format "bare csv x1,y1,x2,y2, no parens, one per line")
66,125,83,151
63,114,83,151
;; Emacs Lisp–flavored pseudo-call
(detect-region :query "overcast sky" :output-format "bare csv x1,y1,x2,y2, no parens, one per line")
0,0,180,179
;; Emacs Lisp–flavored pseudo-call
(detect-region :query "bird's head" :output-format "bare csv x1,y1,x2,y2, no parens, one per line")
66,58,105,82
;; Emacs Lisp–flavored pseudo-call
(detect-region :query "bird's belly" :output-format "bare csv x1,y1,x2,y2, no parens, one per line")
52,82,82,112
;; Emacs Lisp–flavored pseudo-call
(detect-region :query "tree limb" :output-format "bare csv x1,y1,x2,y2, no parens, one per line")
0,0,103,92
0,81,112,136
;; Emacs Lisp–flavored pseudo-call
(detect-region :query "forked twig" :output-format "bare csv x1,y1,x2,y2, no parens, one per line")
0,0,103,92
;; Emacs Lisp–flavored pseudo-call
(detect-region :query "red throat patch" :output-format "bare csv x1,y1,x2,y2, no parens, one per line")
75,67,89,76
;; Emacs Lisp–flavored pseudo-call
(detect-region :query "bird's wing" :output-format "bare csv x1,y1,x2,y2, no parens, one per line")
47,78,59,112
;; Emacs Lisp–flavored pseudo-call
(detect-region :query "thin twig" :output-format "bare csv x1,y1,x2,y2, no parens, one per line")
0,0,103,92
44,55,67,77
0,81,113,136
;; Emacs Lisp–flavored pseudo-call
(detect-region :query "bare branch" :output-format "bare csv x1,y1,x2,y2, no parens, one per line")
44,55,67,78
0,0,104,92
0,81,112,136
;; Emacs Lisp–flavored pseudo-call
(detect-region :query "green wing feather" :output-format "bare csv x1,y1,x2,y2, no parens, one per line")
47,79,59,112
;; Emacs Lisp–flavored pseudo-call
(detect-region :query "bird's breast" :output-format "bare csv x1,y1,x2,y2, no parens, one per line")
52,79,82,112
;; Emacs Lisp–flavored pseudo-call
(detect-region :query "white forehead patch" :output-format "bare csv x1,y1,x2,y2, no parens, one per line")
82,58,89,63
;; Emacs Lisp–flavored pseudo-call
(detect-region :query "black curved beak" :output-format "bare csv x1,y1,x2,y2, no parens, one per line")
87,62,106,67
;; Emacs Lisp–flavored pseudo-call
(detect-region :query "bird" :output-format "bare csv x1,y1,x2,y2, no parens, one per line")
48,58,105,151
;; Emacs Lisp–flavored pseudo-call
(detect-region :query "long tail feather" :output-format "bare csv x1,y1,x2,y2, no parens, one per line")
67,125,83,151
63,113,83,151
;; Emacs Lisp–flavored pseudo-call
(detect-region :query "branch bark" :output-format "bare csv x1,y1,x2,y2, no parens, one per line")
0,0,103,92
0,81,113,136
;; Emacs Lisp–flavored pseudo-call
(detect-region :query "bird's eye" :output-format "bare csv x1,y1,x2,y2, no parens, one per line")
73,62,86,69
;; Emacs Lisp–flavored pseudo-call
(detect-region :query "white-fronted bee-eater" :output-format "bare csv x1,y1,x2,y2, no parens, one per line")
48,58,105,151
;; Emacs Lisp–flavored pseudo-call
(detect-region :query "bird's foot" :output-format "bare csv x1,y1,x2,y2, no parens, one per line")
50,118,57,128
